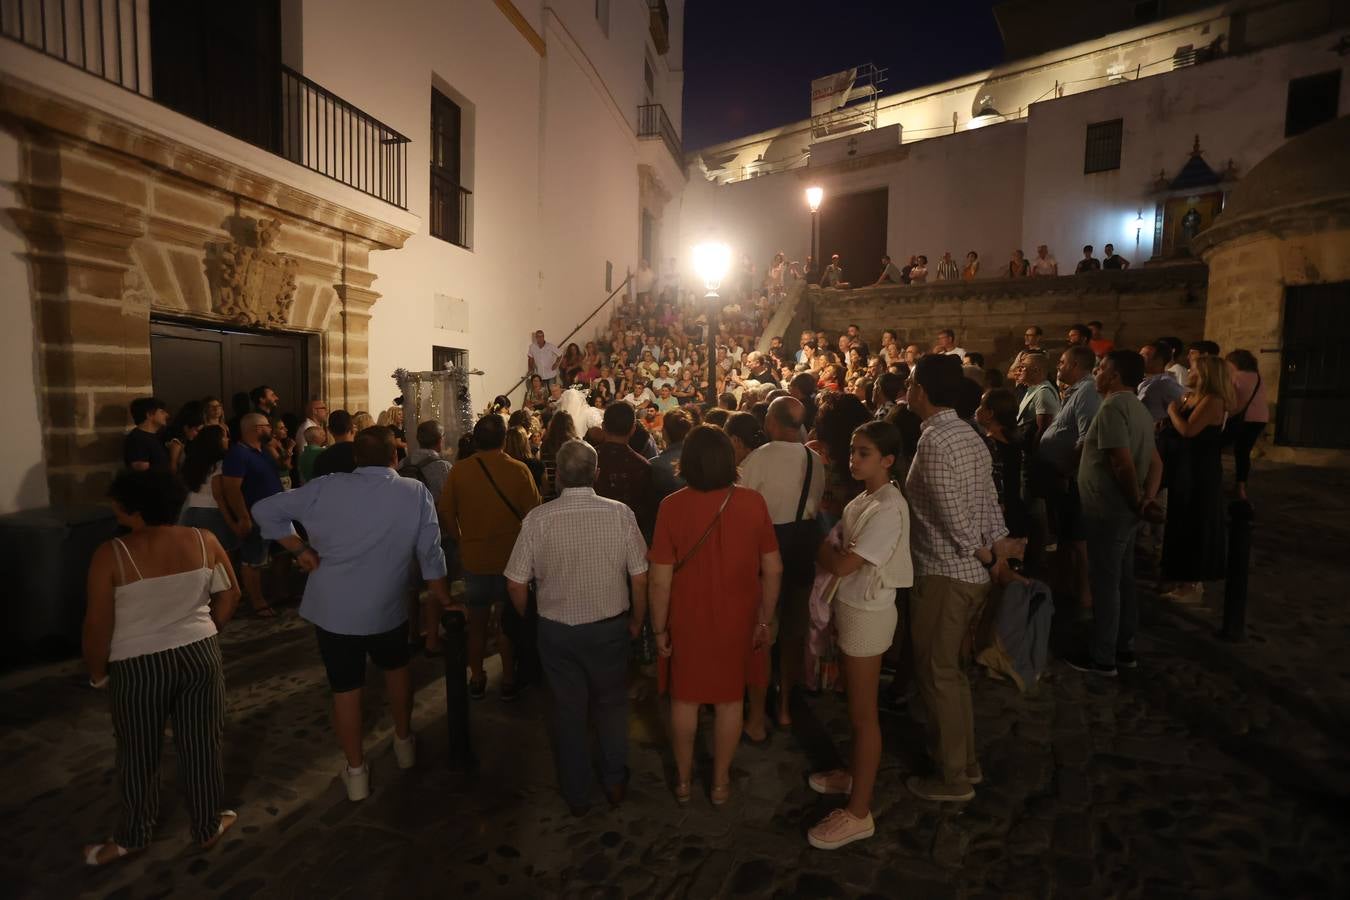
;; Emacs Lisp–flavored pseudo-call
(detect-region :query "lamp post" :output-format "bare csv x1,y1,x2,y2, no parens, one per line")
693,241,731,409
806,186,823,279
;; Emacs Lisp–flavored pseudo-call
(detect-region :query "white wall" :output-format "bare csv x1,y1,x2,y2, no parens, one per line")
678,120,1028,284
298,0,683,409
1021,33,1350,267
0,129,50,514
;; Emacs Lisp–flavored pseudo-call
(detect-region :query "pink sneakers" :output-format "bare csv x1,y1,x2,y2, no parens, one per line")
808,769,854,795
807,808,875,850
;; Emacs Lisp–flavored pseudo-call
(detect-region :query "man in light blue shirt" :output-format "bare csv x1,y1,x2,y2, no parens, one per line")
1137,342,1186,422
1032,346,1100,609
253,426,455,802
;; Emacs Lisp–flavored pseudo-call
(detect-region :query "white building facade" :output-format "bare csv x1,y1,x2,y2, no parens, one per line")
680,0,1348,285
0,0,686,513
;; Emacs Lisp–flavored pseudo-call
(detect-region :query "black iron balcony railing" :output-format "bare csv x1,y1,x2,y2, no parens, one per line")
430,171,471,249
0,0,409,209
638,103,681,164
648,0,670,54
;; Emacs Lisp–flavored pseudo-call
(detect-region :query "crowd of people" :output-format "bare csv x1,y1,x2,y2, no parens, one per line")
804,240,1135,290
83,253,1270,864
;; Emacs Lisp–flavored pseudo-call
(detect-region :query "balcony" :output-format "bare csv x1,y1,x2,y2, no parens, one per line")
0,0,409,209
648,0,669,55
638,103,681,164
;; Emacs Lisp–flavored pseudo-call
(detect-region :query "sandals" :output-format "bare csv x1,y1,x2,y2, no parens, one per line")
82,840,134,867
200,810,238,850
710,782,732,807
84,809,238,866
673,778,692,806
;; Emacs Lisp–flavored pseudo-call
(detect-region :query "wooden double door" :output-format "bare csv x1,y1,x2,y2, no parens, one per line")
150,320,309,422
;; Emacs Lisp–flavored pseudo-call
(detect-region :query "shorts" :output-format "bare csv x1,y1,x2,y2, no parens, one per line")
834,601,898,658
463,572,509,610
240,524,272,567
314,621,411,693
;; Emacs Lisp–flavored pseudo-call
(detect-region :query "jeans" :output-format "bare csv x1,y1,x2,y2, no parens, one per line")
1084,515,1139,666
537,614,630,807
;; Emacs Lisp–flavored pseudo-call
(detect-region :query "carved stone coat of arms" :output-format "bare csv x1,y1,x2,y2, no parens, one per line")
214,218,299,327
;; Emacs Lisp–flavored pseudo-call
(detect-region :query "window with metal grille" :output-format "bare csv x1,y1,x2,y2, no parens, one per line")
430,89,470,248
1083,119,1123,174
1285,70,1341,138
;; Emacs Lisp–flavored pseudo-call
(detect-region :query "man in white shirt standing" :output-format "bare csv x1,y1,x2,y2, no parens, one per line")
1031,244,1059,277
527,330,562,387
933,328,967,360
739,397,826,738
505,440,648,816
295,397,328,456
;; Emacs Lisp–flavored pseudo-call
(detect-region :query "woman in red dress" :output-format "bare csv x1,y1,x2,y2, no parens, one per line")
649,426,782,806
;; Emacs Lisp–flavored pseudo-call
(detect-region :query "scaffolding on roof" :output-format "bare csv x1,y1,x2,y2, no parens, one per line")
810,63,888,140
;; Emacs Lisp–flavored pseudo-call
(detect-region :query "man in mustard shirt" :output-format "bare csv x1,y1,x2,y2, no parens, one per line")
439,414,541,701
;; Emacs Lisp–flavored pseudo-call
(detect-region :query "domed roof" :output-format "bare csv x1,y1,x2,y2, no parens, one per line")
1223,115,1350,219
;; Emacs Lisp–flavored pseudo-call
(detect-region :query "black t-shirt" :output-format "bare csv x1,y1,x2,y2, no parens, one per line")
312,442,357,478
1103,254,1126,270
124,429,169,471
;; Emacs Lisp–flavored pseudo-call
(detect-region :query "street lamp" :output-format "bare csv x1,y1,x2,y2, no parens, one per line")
805,186,823,281
692,241,731,408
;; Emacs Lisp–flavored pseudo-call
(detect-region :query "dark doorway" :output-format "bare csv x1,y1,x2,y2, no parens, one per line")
818,188,888,286
150,0,282,152
150,320,308,421
1277,282,1350,448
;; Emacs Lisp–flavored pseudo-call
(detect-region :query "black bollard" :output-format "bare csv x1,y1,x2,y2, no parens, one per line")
1220,499,1254,642
442,610,477,772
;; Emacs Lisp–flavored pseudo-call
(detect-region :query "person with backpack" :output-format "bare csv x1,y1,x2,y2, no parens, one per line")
399,421,455,651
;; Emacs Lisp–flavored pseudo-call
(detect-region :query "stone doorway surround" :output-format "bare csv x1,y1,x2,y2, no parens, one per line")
1,73,413,506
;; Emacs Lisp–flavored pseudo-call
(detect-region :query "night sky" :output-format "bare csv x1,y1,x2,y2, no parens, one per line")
682,0,1007,151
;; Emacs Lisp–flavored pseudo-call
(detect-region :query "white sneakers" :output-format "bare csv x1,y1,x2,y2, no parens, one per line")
394,733,416,769
340,732,416,801
341,764,370,802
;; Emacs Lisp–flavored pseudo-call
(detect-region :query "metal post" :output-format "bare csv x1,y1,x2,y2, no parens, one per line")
441,610,476,771
810,210,818,278
1220,499,1254,642
704,289,719,408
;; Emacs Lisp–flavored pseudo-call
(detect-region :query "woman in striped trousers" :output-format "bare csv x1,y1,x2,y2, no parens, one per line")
81,470,242,866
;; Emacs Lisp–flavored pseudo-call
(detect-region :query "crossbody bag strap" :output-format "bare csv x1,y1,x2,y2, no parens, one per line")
794,445,814,523
1237,371,1261,418
674,487,735,573
475,457,523,521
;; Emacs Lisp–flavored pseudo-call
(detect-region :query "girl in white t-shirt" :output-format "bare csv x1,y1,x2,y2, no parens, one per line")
806,420,913,851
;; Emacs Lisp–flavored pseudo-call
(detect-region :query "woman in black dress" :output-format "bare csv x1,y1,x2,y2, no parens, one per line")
1161,356,1233,605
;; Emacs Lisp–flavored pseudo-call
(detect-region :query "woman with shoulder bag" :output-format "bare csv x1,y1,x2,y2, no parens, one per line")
1160,357,1233,605
81,470,241,866
647,427,782,807
1224,350,1268,501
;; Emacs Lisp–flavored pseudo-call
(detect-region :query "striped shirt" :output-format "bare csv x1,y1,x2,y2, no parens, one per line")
503,487,648,625
905,409,1008,584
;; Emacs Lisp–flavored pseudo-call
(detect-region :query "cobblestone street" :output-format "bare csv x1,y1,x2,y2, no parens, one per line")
3,461,1349,900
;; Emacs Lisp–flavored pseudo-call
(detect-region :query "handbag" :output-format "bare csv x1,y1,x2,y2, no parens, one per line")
1221,371,1261,446
774,447,820,586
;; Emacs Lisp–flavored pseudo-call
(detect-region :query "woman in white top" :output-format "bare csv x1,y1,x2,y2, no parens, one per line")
82,470,241,866
806,420,913,852
179,425,243,552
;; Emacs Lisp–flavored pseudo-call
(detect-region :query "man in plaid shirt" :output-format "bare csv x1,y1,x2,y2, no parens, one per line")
904,354,1023,803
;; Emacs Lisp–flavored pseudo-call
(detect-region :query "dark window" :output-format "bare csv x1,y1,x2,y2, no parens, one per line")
431,89,470,248
1285,70,1341,138
432,345,468,372
1083,119,1123,174
644,58,656,98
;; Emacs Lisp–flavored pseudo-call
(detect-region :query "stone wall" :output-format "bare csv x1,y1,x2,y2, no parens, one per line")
802,265,1208,370
1,75,411,506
